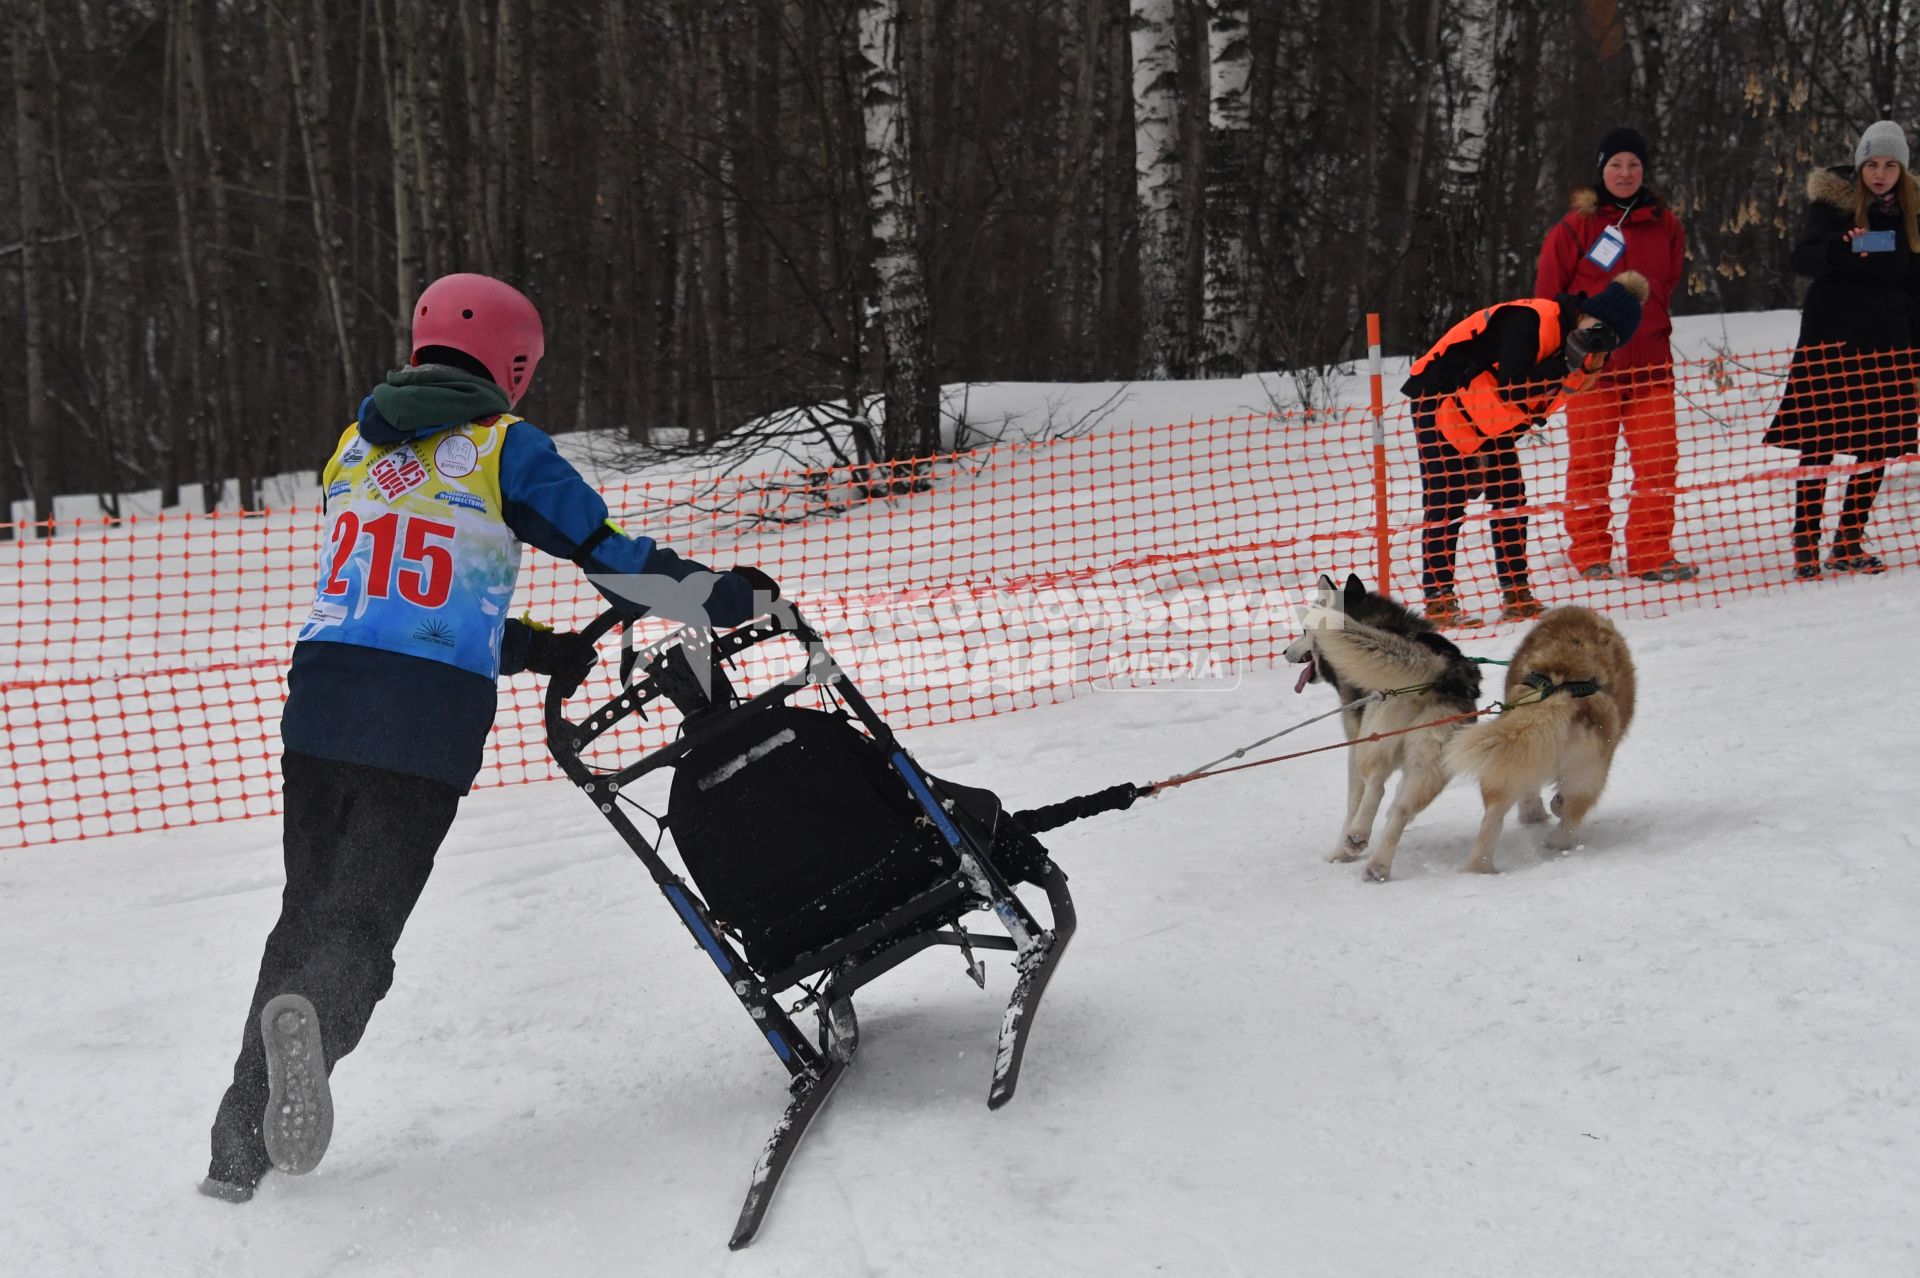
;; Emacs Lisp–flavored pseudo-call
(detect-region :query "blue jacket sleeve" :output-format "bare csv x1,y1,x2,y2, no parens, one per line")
497,421,758,626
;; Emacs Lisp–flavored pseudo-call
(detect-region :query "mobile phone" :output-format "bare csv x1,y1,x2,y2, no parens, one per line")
1856,229,1897,253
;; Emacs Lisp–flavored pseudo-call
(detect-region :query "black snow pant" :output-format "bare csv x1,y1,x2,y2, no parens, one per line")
1415,401,1531,598
208,751,462,1185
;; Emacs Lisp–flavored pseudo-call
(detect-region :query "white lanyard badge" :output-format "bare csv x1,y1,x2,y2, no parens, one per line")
1586,224,1627,270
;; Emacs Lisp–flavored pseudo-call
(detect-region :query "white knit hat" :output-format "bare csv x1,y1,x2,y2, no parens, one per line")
1856,119,1911,168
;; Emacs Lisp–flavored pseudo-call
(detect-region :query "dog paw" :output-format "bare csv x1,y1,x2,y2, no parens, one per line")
1519,797,1550,826
1543,828,1581,854
1362,862,1391,883
1328,834,1368,862
1460,860,1499,875
1549,793,1565,818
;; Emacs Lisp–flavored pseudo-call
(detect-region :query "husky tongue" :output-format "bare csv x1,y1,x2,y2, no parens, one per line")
1294,655,1315,693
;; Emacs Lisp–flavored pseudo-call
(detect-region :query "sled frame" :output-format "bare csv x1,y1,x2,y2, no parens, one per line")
545,606,1076,1247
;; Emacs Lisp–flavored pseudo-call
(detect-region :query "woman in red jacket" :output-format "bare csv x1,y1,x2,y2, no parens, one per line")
1536,127,1695,583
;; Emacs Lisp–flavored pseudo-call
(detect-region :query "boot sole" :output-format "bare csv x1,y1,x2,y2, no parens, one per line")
197,1175,256,1204
260,993,333,1176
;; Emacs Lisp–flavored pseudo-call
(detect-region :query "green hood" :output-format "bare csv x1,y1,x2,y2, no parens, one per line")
367,364,512,438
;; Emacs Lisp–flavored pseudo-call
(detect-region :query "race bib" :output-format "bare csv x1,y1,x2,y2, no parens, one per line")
1586,225,1626,270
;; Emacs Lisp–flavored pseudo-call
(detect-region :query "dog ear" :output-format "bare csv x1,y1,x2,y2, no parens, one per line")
1344,573,1367,607
1318,573,1336,594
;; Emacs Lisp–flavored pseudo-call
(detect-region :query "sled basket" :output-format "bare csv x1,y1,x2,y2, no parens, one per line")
666,703,963,976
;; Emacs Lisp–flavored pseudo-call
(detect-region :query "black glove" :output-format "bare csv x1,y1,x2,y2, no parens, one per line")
523,628,598,699
730,565,780,601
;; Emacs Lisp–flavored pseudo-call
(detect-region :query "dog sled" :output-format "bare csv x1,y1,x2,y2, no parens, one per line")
544,604,1080,1248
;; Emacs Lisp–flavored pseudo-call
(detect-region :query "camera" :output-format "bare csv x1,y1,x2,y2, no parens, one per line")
1567,323,1620,363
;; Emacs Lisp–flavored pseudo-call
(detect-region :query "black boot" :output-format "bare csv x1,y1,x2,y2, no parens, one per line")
1790,475,1826,580
1829,465,1888,574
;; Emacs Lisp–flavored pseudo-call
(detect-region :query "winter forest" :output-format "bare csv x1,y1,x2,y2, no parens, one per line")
2,0,1917,528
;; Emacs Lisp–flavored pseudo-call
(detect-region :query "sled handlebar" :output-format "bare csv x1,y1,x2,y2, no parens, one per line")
542,603,825,756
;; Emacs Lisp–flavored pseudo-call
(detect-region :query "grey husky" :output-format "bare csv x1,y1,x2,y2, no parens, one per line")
1284,574,1482,881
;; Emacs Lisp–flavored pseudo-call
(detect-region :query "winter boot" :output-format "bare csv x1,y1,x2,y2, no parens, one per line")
1500,585,1544,621
1635,558,1701,583
260,994,333,1176
1827,549,1888,575
1422,590,1480,628
197,1174,260,1204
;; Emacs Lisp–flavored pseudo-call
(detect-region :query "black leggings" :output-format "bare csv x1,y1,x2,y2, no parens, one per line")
1416,406,1530,596
1791,448,1892,563
208,752,462,1183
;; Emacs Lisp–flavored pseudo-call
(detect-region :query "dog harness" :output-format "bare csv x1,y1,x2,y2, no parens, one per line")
1521,671,1602,700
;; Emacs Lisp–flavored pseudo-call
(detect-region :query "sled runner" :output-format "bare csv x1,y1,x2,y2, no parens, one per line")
545,605,1076,1248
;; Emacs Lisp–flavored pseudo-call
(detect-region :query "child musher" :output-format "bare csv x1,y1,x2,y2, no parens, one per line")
201,273,779,1202
1400,272,1649,625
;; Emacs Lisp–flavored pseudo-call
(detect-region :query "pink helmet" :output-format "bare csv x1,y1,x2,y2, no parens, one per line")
410,273,545,406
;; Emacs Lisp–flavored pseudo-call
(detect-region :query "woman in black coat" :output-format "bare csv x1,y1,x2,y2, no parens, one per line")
1767,120,1920,576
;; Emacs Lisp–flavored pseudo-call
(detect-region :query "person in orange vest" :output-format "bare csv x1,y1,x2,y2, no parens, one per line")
1536,127,1694,583
1401,271,1649,624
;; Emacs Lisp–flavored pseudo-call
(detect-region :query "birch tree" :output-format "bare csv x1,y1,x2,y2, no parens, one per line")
1200,0,1253,375
857,0,938,459
1130,0,1186,378
1432,0,1502,324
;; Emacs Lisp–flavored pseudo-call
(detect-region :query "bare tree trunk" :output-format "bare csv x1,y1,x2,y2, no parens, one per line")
493,0,524,276
375,0,418,339
1200,0,1252,375
457,0,493,267
1356,0,1384,310
1051,0,1094,367
178,0,249,509
1130,0,1185,378
1390,0,1445,328
10,0,53,533
161,1,209,512
857,0,938,459
278,0,358,406
412,11,452,281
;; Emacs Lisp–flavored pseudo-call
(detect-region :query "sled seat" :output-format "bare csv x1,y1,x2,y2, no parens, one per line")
667,704,966,981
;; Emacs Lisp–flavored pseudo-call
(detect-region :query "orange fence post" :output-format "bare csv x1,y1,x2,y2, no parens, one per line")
1367,312,1390,594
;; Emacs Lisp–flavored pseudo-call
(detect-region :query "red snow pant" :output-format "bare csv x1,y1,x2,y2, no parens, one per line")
1561,367,1679,576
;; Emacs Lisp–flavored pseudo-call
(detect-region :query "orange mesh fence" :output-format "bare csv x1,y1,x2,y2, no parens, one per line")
3,342,1915,847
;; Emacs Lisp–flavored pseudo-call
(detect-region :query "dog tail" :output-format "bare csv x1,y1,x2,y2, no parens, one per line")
1307,625,1446,695
1444,694,1579,792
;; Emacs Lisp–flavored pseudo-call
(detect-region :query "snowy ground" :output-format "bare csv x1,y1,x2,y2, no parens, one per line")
4,573,1917,1276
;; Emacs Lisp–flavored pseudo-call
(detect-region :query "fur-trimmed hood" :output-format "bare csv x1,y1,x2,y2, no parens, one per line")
1569,185,1668,217
1808,164,1920,209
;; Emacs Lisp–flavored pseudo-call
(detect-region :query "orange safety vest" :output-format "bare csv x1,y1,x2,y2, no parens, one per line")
1410,298,1588,455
